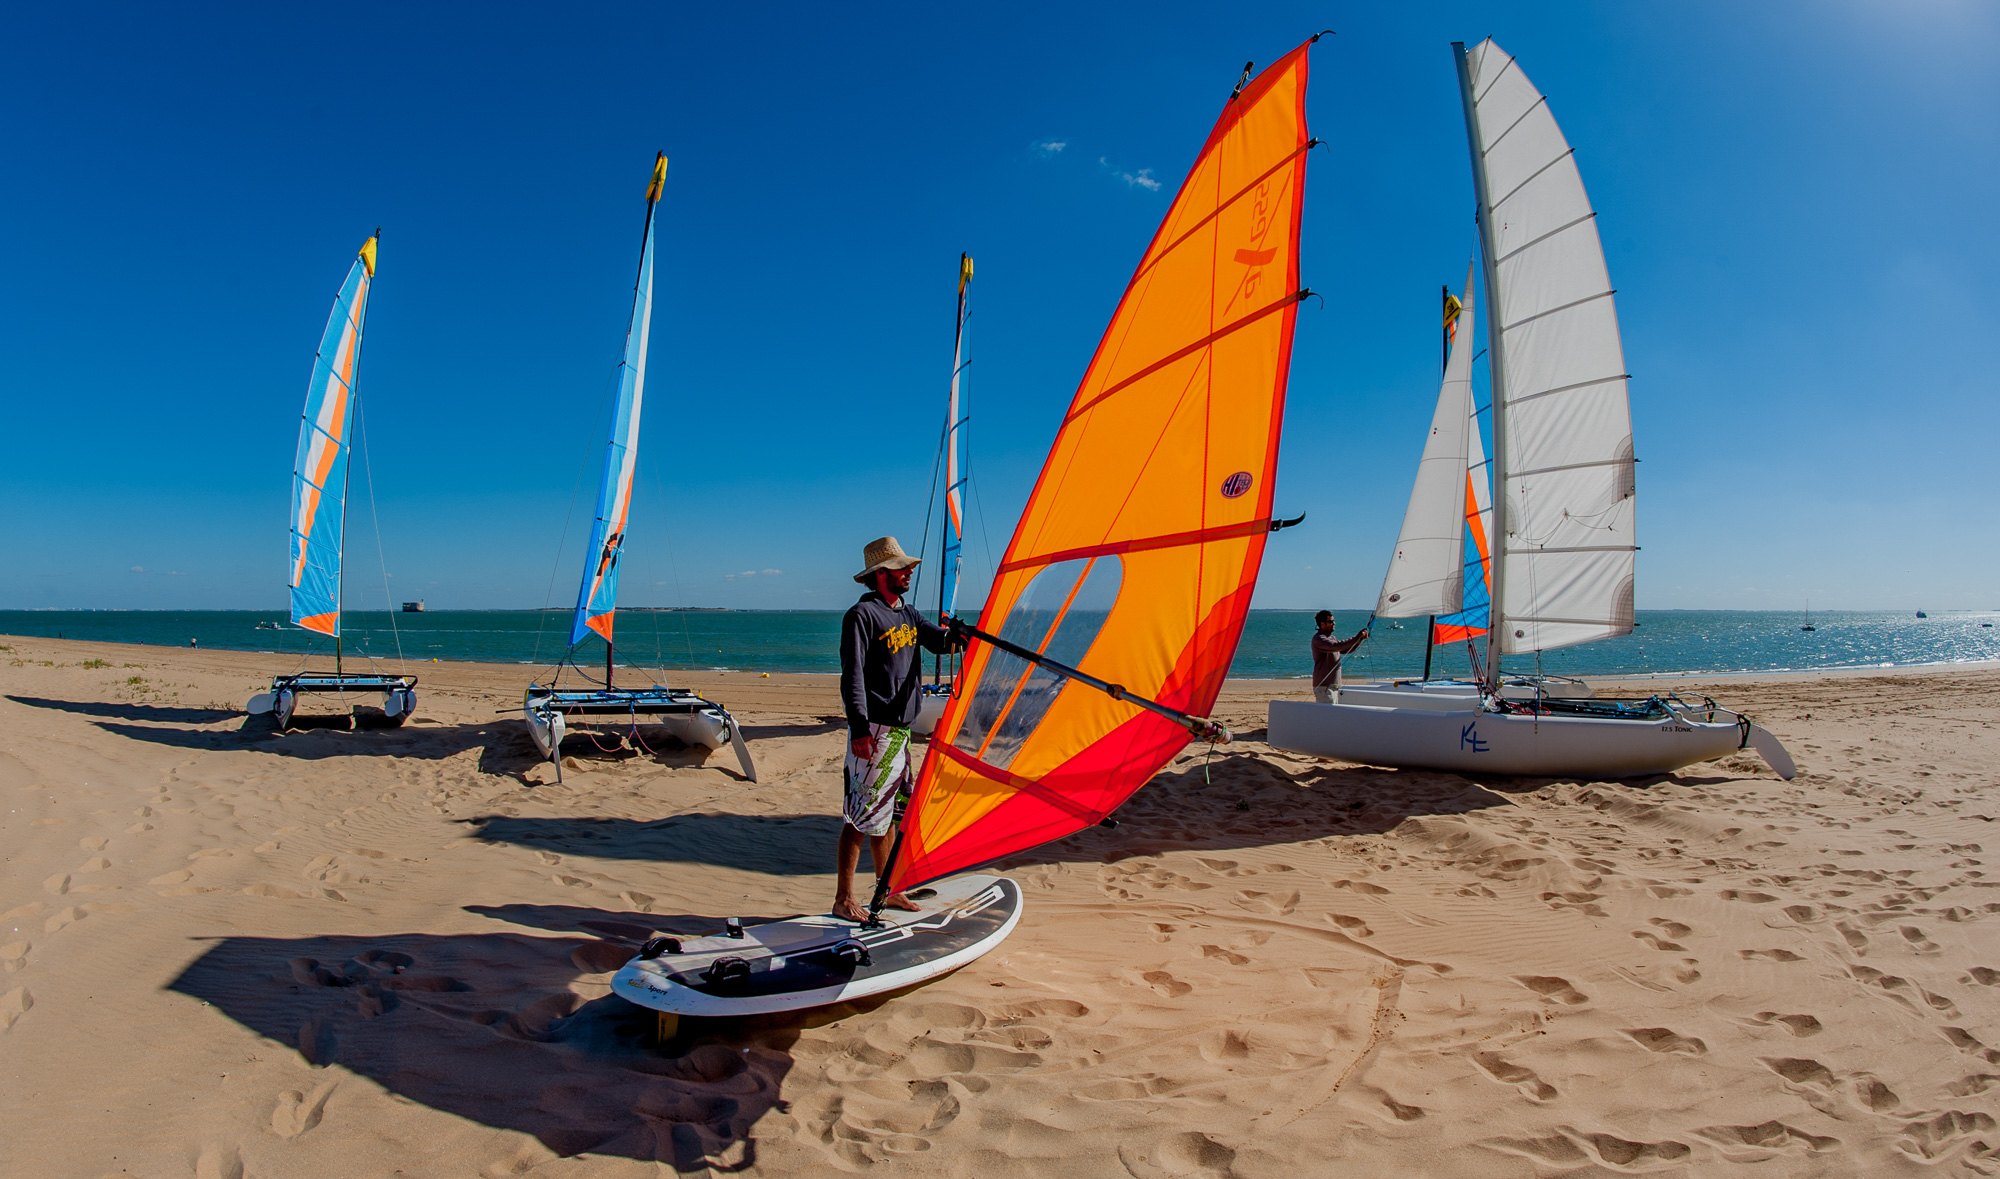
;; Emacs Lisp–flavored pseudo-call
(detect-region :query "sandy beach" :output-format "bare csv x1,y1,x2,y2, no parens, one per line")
3,633,1997,1176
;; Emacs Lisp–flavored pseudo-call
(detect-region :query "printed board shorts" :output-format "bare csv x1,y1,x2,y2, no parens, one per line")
844,723,913,836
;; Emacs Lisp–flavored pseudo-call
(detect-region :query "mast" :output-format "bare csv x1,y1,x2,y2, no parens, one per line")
935,253,972,684
1421,279,1449,683
1454,42,1510,694
334,227,380,677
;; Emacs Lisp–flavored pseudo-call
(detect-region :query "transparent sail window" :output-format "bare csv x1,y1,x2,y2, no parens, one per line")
953,556,1123,771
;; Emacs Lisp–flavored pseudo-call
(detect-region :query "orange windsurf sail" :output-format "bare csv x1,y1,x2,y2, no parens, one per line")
889,40,1317,891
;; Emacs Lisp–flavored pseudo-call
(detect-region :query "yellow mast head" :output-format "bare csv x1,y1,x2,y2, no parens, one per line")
358,232,379,277
647,152,668,203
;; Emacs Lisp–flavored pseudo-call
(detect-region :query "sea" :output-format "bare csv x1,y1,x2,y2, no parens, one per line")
4,609,1997,681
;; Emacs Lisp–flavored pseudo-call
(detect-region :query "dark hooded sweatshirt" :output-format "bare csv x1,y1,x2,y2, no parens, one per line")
840,590,954,740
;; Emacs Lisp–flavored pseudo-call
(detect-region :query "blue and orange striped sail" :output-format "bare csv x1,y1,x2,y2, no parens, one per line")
890,41,1316,891
571,153,666,647
1433,287,1493,649
937,253,972,622
289,235,376,637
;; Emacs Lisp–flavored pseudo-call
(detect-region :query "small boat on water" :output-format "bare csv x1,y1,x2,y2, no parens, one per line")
521,155,752,782
245,234,417,729
1268,38,1792,781
1802,600,1816,632
913,254,974,737
613,38,1320,1021
1917,610,1927,619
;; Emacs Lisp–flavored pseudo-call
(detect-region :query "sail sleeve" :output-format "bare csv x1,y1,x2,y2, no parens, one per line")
1465,39,1636,654
889,42,1314,892
288,238,375,637
1376,268,1476,617
571,160,663,648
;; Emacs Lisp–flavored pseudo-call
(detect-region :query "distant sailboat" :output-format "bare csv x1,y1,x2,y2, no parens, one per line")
1916,609,1927,619
521,154,754,782
246,233,417,729
913,253,974,737
611,37,1320,1019
1269,38,1794,779
1802,600,1816,632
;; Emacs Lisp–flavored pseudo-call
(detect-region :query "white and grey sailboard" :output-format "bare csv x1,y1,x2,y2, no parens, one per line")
522,154,753,782
1269,38,1794,780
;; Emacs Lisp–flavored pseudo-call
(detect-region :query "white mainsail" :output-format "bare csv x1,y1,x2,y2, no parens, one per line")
1457,39,1636,657
1376,265,1477,618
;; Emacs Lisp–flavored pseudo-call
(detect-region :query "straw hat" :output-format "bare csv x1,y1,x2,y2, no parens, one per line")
853,536,922,584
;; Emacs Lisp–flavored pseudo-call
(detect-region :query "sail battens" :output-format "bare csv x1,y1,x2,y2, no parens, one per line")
1062,290,1306,425
1501,288,1615,334
1482,95,1551,158
890,42,1313,892
996,517,1273,576
1489,148,1578,212
1493,208,1595,265
1507,374,1628,407
1508,455,1635,478
930,739,1099,822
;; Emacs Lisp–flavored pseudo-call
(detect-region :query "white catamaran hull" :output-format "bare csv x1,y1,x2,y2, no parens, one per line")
1268,699,1794,779
522,688,756,781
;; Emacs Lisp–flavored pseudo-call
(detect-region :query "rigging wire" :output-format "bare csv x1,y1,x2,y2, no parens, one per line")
531,364,615,674
354,395,405,670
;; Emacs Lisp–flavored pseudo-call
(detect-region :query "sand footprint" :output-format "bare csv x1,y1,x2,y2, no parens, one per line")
1740,948,1806,962
1625,1027,1707,1055
1514,975,1588,1005
271,1080,338,1138
1693,1122,1840,1160
1473,1051,1559,1101
1896,1111,1998,1163
1200,944,1249,966
1741,1011,1823,1037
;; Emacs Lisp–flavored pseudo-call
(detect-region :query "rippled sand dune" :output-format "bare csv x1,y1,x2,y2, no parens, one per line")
2,634,1997,1176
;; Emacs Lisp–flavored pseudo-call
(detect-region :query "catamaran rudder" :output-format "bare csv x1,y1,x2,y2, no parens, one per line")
523,153,754,781
610,37,1324,1021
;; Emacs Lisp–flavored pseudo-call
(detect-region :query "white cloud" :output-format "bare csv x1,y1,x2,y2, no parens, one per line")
724,569,784,581
1099,158,1162,191
1034,140,1067,155
130,565,144,573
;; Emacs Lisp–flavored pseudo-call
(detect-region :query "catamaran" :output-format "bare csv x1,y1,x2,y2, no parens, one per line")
612,38,1321,1020
913,253,973,736
1269,39,1794,779
246,234,418,729
521,154,755,783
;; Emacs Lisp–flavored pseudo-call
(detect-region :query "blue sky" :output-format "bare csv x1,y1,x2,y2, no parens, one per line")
2,1,1994,614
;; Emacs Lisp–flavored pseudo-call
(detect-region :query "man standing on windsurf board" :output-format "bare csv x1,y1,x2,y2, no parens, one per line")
835,536,962,922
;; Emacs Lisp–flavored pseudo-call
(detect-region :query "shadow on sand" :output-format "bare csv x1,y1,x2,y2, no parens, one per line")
81,711,747,782
5,694,240,724
166,913,884,1171
468,813,843,876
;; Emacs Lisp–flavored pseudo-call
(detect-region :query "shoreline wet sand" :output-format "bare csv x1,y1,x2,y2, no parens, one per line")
3,632,1996,1175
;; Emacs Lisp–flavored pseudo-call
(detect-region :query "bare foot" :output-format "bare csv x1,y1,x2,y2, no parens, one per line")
832,898,869,922
884,891,923,912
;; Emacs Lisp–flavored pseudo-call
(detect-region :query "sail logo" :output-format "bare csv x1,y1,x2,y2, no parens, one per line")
882,623,920,654
1220,471,1253,499
1233,178,1277,302
1460,722,1489,752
